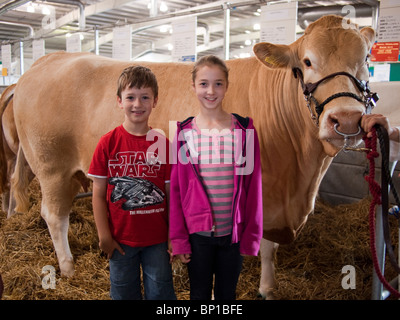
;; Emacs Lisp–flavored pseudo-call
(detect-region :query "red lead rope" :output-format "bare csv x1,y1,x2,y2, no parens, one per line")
363,128,400,298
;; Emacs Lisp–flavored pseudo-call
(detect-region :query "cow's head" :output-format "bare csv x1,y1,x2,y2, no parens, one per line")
254,15,375,156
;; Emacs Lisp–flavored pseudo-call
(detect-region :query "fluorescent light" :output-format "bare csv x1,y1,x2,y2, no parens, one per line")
42,6,51,15
160,25,170,33
27,3,35,13
160,2,168,12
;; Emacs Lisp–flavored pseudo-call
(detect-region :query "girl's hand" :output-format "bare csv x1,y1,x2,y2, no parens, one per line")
176,253,191,263
167,240,174,264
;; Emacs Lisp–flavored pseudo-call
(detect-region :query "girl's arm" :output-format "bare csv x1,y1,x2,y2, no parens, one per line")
92,177,124,258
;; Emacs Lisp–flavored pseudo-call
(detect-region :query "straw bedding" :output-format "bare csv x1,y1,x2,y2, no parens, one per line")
0,179,398,300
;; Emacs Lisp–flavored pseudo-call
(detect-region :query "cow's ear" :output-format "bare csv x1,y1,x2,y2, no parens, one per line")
253,42,292,69
360,27,375,50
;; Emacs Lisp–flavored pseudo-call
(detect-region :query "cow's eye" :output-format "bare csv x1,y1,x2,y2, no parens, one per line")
304,59,312,67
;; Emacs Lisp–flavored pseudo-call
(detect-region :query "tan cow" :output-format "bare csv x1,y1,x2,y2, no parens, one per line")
8,15,375,298
0,84,31,217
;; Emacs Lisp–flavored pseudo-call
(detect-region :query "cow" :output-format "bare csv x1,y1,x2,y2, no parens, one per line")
0,84,34,218
7,15,375,298
0,84,29,218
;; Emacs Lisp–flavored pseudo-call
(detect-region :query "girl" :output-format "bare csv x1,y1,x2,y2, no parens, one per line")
169,55,263,300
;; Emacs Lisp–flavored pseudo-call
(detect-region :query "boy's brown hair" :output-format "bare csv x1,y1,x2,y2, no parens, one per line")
117,65,159,99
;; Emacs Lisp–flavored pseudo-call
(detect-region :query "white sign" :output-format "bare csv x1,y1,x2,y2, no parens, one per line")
66,34,81,53
172,17,197,62
370,64,391,82
113,25,132,61
32,39,45,61
260,2,298,45
1,44,12,70
377,0,400,42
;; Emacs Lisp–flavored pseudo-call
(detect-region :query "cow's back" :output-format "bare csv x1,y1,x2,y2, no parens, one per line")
13,52,201,174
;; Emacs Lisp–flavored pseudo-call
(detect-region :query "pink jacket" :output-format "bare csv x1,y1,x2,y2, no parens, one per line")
169,114,263,256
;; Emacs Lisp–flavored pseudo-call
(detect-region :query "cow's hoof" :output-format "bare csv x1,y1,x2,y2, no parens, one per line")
60,260,75,277
257,290,275,300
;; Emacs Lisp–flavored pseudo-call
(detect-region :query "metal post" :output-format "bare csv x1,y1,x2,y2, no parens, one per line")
19,40,24,75
371,161,398,299
371,205,386,300
223,2,230,60
94,26,99,55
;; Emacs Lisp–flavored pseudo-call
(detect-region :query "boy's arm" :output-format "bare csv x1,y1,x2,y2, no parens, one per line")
92,177,124,258
165,182,173,262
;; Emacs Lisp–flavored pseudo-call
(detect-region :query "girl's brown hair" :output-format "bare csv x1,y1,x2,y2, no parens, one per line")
191,55,229,83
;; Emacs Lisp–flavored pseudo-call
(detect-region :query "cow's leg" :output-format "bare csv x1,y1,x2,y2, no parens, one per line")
2,190,10,213
39,174,81,277
259,238,279,300
7,168,34,218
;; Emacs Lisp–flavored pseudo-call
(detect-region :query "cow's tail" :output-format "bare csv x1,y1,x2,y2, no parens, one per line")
0,84,15,194
11,146,30,213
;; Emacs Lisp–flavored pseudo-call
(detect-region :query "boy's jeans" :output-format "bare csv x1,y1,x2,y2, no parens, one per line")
109,242,176,300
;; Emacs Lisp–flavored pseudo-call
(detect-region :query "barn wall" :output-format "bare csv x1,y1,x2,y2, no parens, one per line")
319,148,400,206
319,81,400,206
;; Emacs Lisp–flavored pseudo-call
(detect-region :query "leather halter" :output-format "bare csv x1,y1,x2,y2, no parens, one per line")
292,67,379,127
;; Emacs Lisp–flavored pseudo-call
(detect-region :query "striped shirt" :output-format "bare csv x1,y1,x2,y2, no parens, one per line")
191,116,235,237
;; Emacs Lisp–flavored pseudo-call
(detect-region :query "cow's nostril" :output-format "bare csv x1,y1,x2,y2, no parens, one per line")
328,115,339,126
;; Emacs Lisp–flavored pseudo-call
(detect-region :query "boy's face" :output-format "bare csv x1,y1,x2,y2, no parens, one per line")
117,86,157,126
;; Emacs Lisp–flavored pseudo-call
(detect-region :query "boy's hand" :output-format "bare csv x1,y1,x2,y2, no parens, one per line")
99,238,125,259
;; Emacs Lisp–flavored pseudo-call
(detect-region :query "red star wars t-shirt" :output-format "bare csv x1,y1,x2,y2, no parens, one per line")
88,125,171,247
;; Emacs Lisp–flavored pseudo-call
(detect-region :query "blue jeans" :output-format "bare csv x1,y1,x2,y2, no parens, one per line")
109,242,176,300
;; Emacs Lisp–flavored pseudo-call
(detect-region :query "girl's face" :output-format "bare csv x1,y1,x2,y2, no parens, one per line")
192,65,228,112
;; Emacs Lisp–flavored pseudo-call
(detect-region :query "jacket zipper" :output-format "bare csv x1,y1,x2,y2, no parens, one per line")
230,123,247,243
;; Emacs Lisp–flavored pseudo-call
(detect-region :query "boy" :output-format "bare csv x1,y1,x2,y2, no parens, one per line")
88,66,176,300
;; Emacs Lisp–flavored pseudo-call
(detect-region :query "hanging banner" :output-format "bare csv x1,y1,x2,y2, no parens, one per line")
66,34,81,53
260,2,298,45
113,25,132,61
32,39,45,61
1,44,12,73
376,0,400,42
371,42,400,62
172,17,197,62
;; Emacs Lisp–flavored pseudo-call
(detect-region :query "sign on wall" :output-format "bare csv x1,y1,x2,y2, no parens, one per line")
260,2,298,45
377,0,400,43
371,42,399,62
113,25,132,61
32,39,45,61
1,44,11,75
66,34,82,53
172,17,197,62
